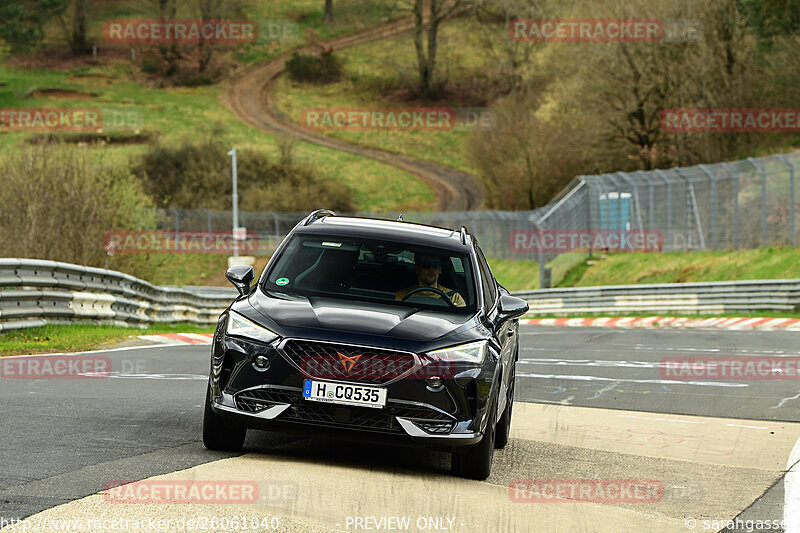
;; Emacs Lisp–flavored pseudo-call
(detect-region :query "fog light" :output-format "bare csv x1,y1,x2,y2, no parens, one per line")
254,355,270,371
427,376,443,389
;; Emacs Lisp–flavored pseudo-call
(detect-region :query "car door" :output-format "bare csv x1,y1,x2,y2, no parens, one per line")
475,246,514,418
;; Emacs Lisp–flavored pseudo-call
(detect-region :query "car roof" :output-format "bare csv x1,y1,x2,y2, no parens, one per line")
292,215,471,252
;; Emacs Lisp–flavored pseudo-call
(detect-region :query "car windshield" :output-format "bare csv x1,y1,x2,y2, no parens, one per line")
262,234,477,313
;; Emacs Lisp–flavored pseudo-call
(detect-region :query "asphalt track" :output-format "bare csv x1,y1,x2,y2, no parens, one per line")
1,326,799,532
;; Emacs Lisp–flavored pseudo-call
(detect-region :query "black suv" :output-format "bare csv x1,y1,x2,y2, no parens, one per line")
203,210,528,479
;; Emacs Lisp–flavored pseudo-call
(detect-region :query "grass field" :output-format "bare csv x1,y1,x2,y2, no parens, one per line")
0,323,213,357
0,61,434,211
0,0,435,213
272,17,500,177
36,0,399,67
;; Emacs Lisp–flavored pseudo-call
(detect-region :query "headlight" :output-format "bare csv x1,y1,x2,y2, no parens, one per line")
427,341,487,364
226,311,279,344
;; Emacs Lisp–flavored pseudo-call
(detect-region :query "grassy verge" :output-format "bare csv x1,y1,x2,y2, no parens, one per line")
0,323,214,357
487,252,588,291
134,254,270,287
564,247,800,287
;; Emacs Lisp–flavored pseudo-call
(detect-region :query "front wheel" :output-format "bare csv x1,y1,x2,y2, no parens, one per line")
451,400,496,480
495,366,515,449
202,387,246,451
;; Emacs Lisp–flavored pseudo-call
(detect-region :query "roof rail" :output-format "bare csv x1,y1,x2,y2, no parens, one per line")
303,209,336,226
460,226,468,245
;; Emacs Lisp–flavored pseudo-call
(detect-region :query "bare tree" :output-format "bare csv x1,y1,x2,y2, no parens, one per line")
325,0,334,22
157,0,180,74
69,0,90,54
470,0,553,96
397,0,463,98
193,0,223,72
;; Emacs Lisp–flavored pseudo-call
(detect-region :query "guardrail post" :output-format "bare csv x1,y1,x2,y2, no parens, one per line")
778,155,796,247
748,157,768,247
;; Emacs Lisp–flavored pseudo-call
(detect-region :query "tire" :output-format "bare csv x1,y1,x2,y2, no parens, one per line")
494,365,515,450
451,399,497,480
202,387,246,451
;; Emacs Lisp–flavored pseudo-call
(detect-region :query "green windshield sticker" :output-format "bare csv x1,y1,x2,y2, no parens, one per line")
321,241,342,247
276,277,290,286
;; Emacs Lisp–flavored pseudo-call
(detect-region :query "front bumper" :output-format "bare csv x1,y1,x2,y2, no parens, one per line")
208,333,496,449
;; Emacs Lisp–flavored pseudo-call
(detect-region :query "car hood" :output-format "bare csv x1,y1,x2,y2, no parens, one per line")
242,289,476,343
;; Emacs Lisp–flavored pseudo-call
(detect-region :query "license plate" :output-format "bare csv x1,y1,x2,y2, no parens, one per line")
303,379,387,409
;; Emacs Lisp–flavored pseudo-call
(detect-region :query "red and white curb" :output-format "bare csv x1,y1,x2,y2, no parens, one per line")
521,317,800,331
138,333,214,345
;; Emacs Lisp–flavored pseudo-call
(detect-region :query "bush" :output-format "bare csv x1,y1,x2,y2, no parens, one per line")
285,49,343,84
134,136,353,212
0,145,157,277
467,93,592,210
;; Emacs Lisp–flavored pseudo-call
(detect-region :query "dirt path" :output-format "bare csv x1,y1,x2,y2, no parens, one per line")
224,19,485,211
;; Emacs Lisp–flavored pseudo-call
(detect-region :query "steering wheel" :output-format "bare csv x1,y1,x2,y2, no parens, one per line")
401,286,456,308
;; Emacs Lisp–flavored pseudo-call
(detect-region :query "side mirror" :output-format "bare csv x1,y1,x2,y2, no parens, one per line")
225,265,255,296
498,293,529,320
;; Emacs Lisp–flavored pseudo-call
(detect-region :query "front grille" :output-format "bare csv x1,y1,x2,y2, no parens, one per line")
283,403,404,432
281,339,418,384
233,386,454,434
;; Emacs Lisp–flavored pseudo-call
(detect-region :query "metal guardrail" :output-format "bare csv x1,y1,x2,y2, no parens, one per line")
515,279,800,316
2,259,798,330
0,259,238,332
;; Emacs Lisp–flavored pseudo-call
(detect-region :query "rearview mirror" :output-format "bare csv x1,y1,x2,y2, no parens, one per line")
225,265,255,296
498,293,529,320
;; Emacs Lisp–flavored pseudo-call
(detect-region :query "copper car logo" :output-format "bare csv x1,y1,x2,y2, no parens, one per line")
337,351,362,373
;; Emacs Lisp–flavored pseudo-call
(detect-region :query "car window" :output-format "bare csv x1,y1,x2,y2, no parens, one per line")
263,235,477,314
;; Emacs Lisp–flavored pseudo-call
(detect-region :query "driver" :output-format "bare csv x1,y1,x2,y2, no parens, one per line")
395,253,466,307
